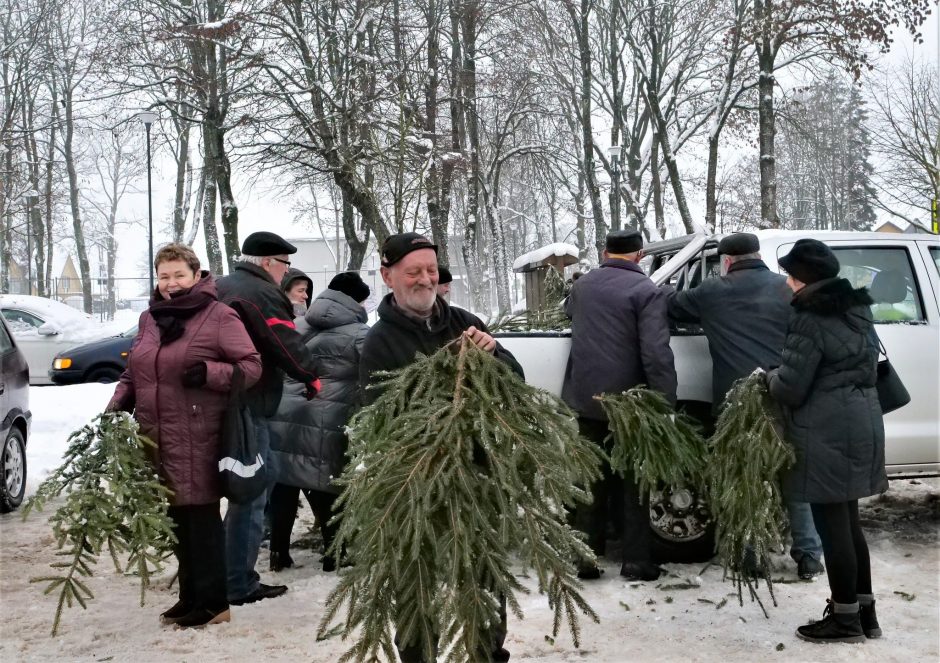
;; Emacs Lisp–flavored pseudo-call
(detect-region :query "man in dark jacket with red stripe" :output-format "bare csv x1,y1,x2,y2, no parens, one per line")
562,228,677,583
216,231,320,606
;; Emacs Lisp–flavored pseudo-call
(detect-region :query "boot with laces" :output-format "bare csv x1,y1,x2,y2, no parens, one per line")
796,599,865,644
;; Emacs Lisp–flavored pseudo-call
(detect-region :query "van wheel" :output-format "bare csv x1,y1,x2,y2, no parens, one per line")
649,485,715,563
87,367,122,384
0,428,27,513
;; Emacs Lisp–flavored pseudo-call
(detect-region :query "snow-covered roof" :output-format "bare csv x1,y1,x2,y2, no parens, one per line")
512,243,579,272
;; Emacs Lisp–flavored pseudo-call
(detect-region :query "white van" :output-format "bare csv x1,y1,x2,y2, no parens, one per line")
496,230,940,559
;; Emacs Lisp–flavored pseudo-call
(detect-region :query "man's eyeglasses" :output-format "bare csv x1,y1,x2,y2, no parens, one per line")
271,257,291,266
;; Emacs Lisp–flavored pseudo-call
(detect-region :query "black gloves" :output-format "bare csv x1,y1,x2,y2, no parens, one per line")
181,362,208,388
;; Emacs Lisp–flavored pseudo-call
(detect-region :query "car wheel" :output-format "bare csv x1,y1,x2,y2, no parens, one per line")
87,367,122,384
649,485,716,563
0,427,27,513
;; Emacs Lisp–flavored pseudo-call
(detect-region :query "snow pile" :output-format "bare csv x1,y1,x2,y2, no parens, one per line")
512,243,579,271
24,383,114,496
5,385,938,662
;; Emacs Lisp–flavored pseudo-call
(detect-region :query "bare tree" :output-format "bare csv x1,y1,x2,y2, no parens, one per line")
869,57,939,227
745,0,933,228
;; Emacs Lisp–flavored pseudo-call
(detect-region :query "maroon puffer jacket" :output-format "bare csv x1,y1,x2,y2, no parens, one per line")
109,274,262,506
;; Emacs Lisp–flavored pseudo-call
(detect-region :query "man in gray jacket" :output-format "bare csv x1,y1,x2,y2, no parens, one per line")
667,232,824,580
562,228,677,582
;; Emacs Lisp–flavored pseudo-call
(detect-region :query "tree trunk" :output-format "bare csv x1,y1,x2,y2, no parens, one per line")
201,124,224,274
460,0,487,312
62,87,93,313
648,90,695,235
651,136,666,238
424,0,451,266
704,133,720,232
567,0,606,256
172,119,191,242
341,188,369,270
755,1,778,228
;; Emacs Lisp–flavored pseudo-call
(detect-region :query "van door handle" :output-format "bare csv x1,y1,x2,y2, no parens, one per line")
0,383,5,395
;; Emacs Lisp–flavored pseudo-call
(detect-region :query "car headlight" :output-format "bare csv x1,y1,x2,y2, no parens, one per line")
53,357,73,369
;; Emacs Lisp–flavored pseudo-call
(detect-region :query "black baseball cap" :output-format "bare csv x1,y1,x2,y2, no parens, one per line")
380,232,438,267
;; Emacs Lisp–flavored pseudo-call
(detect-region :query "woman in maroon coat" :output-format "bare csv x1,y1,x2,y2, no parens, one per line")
109,243,261,629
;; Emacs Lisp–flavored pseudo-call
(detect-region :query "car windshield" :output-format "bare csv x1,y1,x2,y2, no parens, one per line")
121,325,138,338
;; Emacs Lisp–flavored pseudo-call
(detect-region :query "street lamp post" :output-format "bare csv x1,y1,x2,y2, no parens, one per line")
608,144,622,231
137,111,158,293
22,189,40,295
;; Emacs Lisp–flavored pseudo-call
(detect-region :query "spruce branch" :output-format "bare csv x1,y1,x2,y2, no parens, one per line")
320,336,603,662
706,371,796,616
22,412,176,636
595,387,707,498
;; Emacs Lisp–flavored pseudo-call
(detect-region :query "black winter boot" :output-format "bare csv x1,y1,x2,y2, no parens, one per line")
796,600,865,644
159,599,192,625
269,551,295,572
859,598,882,638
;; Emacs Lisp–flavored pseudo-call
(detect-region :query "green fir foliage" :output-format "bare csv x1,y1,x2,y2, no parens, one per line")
595,387,706,497
706,371,796,616
319,336,604,663
489,266,569,332
22,412,176,636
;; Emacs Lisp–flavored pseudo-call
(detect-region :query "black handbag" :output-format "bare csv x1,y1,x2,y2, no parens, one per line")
218,365,268,504
872,332,910,415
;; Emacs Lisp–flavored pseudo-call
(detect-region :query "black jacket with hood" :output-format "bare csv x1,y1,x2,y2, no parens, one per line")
768,277,887,503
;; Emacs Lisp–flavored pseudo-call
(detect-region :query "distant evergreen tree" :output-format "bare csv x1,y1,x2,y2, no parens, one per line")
777,72,878,231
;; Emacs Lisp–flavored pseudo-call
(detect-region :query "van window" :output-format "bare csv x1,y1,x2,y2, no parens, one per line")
829,247,925,323
930,247,940,276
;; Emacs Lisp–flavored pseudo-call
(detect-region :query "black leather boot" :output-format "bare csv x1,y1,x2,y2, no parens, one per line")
860,600,882,638
796,600,865,644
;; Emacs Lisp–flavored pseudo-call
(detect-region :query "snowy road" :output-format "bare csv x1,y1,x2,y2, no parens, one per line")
1,384,937,662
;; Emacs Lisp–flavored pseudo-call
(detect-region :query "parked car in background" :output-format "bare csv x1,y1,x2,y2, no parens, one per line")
498,230,940,561
0,295,124,385
0,315,31,512
49,325,137,385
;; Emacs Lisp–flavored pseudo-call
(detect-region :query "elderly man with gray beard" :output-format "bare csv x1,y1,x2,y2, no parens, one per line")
358,232,522,663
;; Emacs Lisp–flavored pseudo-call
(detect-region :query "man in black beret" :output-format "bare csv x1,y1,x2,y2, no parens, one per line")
216,231,321,606
562,228,677,582
436,265,453,301
360,232,522,663
666,232,824,580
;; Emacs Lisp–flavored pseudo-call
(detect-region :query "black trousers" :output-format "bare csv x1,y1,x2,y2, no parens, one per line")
573,417,651,563
167,502,228,612
810,500,872,604
269,483,341,560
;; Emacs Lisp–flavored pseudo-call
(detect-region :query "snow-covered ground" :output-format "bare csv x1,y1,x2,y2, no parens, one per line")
1,384,938,662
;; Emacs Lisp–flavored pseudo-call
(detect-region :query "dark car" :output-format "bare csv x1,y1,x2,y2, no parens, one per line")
0,315,31,512
49,325,137,385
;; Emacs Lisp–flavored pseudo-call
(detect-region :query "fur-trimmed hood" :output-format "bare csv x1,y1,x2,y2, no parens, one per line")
792,277,873,316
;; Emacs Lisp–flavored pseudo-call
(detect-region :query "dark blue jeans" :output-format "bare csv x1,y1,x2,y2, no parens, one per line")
224,414,277,601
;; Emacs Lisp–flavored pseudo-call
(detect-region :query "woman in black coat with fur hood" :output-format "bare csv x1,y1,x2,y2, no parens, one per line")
768,239,887,645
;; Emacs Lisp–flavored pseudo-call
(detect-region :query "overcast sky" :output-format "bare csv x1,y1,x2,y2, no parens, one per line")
102,11,939,284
